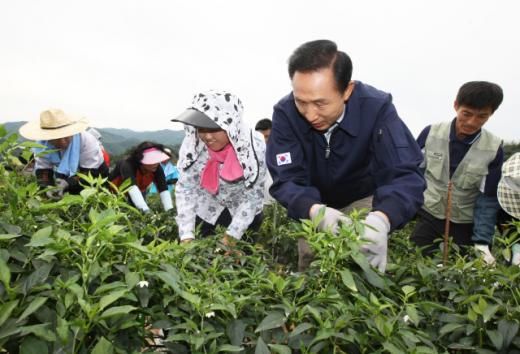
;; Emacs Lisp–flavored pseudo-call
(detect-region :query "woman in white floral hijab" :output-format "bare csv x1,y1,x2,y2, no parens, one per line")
172,90,267,244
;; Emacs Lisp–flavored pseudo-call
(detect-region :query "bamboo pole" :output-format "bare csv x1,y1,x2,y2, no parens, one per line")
443,181,453,265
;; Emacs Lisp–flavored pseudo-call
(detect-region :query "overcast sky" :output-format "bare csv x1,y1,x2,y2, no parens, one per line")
1,0,518,141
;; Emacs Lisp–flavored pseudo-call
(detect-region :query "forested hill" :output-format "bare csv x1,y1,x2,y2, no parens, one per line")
1,122,184,157
2,121,519,159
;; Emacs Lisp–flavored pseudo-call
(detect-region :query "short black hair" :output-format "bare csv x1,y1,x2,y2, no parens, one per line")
129,141,166,167
255,118,272,131
288,39,353,93
456,81,504,113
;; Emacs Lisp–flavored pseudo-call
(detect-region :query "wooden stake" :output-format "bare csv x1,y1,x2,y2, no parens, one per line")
443,181,453,265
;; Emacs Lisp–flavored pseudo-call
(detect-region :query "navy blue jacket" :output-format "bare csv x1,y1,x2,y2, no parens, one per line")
266,81,425,231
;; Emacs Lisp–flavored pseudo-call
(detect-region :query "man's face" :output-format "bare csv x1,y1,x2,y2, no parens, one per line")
197,128,230,152
454,102,493,140
291,67,354,131
49,136,73,151
258,129,271,142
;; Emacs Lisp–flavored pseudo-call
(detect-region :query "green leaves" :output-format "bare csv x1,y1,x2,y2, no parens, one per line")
98,289,128,311
226,319,246,346
0,233,21,240
217,344,244,352
26,226,53,247
17,297,48,323
99,305,137,319
92,336,114,354
0,300,19,327
351,252,385,289
439,323,465,337
254,337,270,354
19,335,48,354
339,268,357,292
1,138,520,354
0,257,10,289
19,324,56,342
255,311,286,332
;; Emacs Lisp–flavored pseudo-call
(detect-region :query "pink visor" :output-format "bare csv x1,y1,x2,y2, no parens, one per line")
141,148,170,165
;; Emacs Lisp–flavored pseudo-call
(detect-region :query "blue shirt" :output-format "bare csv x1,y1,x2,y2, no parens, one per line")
266,81,425,231
416,119,503,196
148,162,180,194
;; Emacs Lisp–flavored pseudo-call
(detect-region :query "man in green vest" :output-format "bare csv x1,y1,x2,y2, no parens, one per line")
411,81,504,264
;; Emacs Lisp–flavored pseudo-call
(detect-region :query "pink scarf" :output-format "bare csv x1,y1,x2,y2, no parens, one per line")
200,143,244,194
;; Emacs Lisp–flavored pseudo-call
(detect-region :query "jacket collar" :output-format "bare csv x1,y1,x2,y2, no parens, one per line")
449,118,481,145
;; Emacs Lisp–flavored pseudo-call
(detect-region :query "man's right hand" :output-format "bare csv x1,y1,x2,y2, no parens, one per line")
309,204,351,234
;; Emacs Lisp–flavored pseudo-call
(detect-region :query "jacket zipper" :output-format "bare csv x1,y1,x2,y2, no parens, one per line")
325,142,331,159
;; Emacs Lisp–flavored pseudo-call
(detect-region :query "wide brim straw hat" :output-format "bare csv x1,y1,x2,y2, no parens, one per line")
497,152,520,219
19,108,89,141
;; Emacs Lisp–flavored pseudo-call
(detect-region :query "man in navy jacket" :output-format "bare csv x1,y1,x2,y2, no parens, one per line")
266,40,425,272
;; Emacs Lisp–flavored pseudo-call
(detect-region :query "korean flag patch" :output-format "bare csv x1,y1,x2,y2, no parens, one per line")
276,152,292,166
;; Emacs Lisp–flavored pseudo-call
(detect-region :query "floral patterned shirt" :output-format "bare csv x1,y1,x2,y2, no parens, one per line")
175,132,266,240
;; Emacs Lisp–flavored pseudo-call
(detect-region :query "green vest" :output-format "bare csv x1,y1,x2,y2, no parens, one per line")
422,122,501,223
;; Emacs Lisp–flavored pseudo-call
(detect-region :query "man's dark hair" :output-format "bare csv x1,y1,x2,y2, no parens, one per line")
456,81,504,113
288,39,353,92
255,118,272,131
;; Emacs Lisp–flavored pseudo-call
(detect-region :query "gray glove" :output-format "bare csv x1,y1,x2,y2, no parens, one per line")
45,178,69,201
310,205,351,234
360,212,390,272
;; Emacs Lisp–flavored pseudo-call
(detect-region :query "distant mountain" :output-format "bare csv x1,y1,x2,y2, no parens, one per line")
1,121,184,157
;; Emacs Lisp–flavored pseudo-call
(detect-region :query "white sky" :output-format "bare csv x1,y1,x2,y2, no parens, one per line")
1,0,519,141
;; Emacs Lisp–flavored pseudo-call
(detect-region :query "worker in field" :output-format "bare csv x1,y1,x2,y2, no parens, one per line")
110,142,174,213
266,40,425,272
411,81,504,264
255,118,275,206
172,90,266,245
148,148,180,194
496,153,520,265
19,108,109,200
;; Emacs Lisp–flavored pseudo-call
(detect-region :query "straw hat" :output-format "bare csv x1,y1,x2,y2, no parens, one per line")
497,152,520,219
19,109,89,141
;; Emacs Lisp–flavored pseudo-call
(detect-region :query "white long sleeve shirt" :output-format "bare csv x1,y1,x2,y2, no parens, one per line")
34,131,104,170
175,133,266,241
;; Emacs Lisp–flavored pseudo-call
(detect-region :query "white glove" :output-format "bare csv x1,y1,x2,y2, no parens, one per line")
360,212,390,272
159,190,173,211
309,205,351,234
127,185,150,213
474,244,496,265
45,178,69,201
512,244,520,266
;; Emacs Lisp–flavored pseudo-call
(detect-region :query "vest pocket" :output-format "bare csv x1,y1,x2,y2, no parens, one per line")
425,150,445,180
424,188,443,212
459,165,486,190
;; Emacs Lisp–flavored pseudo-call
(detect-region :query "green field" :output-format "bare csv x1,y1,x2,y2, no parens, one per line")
1,126,519,354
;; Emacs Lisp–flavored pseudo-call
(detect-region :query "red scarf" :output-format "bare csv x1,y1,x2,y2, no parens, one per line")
200,143,244,194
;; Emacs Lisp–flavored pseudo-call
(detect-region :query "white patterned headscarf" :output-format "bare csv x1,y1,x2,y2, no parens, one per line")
177,90,260,187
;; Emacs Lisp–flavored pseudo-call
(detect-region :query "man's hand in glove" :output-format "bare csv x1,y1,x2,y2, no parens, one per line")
45,178,69,201
360,211,390,273
309,204,351,234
